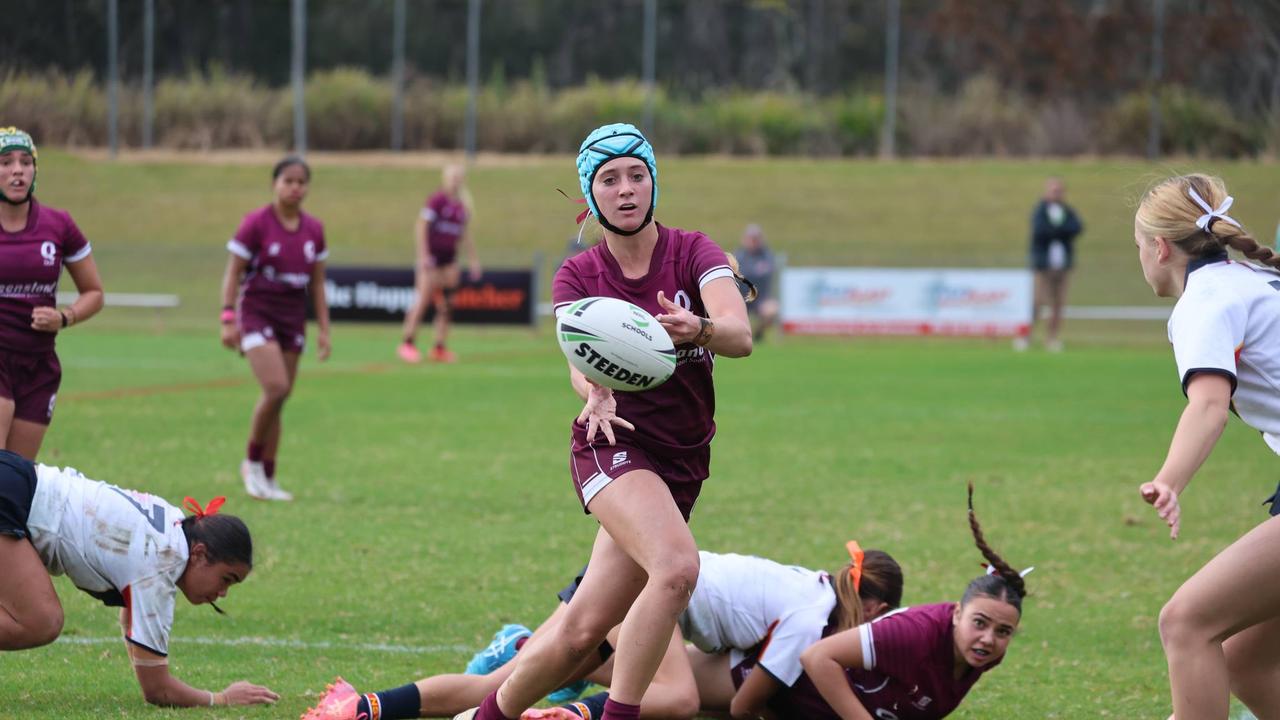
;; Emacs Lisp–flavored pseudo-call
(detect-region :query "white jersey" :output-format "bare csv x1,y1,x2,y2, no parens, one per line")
1168,258,1280,455
679,551,836,687
26,464,189,656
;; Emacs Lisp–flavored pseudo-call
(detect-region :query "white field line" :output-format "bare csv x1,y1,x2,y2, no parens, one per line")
57,635,472,655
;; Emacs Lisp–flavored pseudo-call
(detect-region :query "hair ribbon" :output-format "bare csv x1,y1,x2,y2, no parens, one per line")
183,496,226,518
1188,187,1240,232
846,540,864,593
983,562,1035,578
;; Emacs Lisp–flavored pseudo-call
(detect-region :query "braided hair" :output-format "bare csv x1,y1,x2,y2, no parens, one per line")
1136,174,1278,270
962,482,1025,616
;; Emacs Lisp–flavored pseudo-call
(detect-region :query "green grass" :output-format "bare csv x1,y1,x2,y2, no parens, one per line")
7,153,1277,717
3,324,1274,718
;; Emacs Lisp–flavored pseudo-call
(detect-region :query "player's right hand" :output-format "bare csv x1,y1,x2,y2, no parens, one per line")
577,379,635,445
221,680,279,705
1140,481,1180,540
220,323,240,350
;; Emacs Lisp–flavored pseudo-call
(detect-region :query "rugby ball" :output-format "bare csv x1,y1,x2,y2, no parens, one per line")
556,297,677,392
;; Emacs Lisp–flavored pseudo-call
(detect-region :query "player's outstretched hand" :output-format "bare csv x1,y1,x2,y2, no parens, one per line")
655,290,700,345
1140,481,1181,540
221,680,279,705
577,379,634,445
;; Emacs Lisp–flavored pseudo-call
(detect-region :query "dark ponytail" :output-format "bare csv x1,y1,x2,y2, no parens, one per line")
962,482,1025,615
180,514,253,568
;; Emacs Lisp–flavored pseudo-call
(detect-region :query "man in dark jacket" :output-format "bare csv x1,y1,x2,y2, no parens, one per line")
1016,177,1082,352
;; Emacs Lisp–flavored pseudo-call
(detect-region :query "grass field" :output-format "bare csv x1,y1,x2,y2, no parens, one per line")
4,152,1277,718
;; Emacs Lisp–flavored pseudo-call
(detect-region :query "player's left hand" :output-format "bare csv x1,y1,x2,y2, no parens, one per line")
468,264,482,283
30,306,64,333
655,290,700,344
1140,481,1181,539
316,330,332,362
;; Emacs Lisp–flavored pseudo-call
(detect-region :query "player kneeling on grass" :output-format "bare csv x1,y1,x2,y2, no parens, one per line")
1132,174,1280,720
793,484,1026,720
0,449,277,707
301,544,902,720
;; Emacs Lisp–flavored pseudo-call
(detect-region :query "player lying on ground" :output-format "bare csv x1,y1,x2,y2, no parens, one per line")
0,449,277,707
302,544,902,719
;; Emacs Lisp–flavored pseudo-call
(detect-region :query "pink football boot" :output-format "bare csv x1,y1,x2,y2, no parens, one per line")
301,677,367,720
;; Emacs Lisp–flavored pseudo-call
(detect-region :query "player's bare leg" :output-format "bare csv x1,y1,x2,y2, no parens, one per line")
1158,515,1280,719
492,524,649,715
1224,613,1280,717
4,417,49,461
0,534,62,649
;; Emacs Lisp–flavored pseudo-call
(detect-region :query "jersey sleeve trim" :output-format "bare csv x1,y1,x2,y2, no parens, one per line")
227,239,253,260
420,208,437,222
315,249,330,262
859,624,876,670
1181,367,1237,397
65,243,93,263
698,266,734,288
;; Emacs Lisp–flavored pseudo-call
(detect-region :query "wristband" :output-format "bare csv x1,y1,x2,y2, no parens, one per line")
59,310,68,328
220,309,236,325
208,691,216,706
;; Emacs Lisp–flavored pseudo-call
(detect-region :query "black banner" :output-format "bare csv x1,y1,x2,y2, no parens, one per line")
315,266,537,325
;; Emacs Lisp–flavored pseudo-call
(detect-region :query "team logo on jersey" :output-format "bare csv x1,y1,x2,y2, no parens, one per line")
611,451,629,469
674,289,692,310
268,242,281,256
40,241,57,266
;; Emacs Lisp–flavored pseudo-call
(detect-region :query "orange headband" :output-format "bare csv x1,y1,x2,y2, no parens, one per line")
846,540,864,594
183,496,226,518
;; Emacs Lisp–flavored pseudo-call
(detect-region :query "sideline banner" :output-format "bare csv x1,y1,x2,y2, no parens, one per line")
780,267,1033,336
315,266,537,325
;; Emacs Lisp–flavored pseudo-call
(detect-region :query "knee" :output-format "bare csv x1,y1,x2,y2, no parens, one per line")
12,606,63,649
664,687,701,720
650,552,700,603
1157,595,1209,650
558,616,612,660
261,380,292,404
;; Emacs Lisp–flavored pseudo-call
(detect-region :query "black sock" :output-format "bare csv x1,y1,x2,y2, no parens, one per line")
597,639,614,663
562,692,609,719
355,683,421,720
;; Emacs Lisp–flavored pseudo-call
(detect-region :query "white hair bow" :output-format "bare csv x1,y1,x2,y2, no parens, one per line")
1188,186,1240,232
983,563,1035,578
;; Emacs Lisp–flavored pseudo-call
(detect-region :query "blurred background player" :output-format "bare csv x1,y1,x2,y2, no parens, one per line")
302,544,902,720
1133,174,1280,720
0,449,277,707
220,156,331,501
399,164,481,364
794,484,1027,720
454,123,752,720
0,127,104,460
735,223,779,342
1015,176,1083,352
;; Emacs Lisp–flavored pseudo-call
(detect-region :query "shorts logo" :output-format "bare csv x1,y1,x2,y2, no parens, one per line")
611,451,629,469
47,394,56,419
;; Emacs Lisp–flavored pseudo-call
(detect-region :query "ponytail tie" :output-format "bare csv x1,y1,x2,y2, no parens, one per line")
1188,187,1240,233
184,496,226,518
846,540,865,593
983,562,1035,578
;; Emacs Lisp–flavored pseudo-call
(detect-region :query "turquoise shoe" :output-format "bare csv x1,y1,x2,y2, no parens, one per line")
545,679,591,704
465,624,532,675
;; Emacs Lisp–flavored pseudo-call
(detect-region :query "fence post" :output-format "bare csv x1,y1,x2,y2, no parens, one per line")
292,0,307,155
464,0,481,159
879,0,900,159
391,0,406,152
1146,0,1165,160
642,0,657,134
107,0,119,158
142,0,154,148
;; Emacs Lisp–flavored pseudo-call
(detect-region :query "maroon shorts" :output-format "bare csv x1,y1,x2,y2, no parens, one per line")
0,349,61,425
238,307,305,354
569,431,709,522
429,247,458,267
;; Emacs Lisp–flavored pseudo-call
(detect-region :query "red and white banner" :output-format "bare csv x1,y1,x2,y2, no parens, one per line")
780,268,1033,337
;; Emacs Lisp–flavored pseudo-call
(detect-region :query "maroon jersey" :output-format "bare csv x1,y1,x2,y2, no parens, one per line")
776,603,1001,720
227,205,327,325
422,191,469,261
553,224,734,456
0,199,91,354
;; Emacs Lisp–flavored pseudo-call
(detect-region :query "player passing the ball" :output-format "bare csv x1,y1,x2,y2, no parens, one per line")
0,449,277,707
1133,174,1280,720
794,484,1028,720
453,123,752,720
220,156,331,502
0,127,104,460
